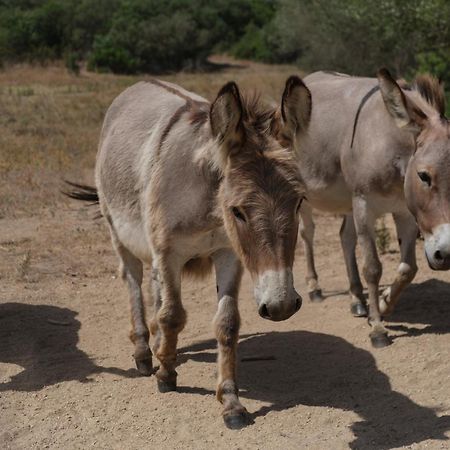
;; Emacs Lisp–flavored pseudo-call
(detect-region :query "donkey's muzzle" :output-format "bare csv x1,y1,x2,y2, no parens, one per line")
425,224,450,271
254,268,302,321
427,250,450,271
258,296,302,321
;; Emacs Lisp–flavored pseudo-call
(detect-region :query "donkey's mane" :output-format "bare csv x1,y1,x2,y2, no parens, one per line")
411,74,446,116
240,92,277,134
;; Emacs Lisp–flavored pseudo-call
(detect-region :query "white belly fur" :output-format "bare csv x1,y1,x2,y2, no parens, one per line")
112,215,153,263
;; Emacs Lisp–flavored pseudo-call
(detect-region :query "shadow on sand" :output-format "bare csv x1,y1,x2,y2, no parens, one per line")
385,278,450,338
320,278,450,338
179,330,450,449
0,302,137,392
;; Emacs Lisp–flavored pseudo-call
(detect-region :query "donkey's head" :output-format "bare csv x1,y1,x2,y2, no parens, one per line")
378,69,450,270
209,77,311,321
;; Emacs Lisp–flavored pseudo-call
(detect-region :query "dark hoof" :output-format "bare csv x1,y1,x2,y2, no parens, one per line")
135,358,153,376
309,289,324,303
350,302,368,317
370,332,392,348
157,379,177,393
223,411,251,430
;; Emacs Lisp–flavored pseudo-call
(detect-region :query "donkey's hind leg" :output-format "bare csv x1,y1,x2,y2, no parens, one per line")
154,254,186,392
340,213,367,317
212,249,249,429
379,212,418,316
299,202,323,302
116,244,153,376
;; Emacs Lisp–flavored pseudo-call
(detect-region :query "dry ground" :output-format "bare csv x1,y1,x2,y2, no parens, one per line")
1,61,449,450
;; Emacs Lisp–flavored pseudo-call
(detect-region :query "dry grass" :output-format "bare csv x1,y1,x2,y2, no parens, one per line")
0,57,302,219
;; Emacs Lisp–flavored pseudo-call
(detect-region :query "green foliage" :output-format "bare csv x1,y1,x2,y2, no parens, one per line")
0,0,448,92
64,50,80,75
0,0,274,73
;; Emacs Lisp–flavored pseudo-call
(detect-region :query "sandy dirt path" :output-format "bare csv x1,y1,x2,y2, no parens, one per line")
1,205,449,449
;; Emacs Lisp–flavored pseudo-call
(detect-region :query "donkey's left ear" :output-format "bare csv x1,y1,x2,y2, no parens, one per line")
210,81,243,144
377,68,428,132
281,76,312,140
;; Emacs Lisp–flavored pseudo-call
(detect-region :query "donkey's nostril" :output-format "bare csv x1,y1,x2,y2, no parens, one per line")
259,303,270,319
295,297,302,311
435,250,443,261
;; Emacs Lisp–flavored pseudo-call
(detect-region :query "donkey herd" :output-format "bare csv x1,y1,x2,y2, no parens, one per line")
67,68,450,429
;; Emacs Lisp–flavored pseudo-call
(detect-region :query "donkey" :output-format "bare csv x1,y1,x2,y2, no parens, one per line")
291,68,449,348
68,76,311,428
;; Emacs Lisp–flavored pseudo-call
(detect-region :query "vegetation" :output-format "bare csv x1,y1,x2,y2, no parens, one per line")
0,61,297,217
375,217,392,255
0,2,447,73
0,1,448,110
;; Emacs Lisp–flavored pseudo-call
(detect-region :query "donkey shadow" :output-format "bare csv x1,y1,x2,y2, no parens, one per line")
179,331,450,450
0,302,136,392
320,278,450,338
386,278,450,338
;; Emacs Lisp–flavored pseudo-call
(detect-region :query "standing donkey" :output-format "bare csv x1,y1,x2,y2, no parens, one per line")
68,76,311,428
289,69,450,348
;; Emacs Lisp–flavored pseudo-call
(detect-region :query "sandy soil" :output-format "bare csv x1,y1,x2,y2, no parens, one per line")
1,201,450,450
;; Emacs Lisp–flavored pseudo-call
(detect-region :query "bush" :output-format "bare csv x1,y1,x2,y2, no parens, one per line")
0,0,448,85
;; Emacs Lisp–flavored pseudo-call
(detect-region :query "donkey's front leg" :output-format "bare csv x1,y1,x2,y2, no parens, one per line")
299,202,323,302
353,196,390,348
379,212,418,315
155,255,186,392
212,249,249,429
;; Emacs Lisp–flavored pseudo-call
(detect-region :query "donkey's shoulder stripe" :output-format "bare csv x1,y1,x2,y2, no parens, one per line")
350,85,380,149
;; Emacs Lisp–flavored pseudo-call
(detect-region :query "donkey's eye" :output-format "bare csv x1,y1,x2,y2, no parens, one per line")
418,171,432,187
232,207,246,222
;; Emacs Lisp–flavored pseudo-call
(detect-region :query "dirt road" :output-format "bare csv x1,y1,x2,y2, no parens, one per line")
1,204,449,449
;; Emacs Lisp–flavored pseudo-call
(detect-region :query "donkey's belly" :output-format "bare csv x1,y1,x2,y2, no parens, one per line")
306,178,353,214
112,213,152,263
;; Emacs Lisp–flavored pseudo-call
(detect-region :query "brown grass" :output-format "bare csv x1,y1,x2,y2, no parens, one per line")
0,57,302,219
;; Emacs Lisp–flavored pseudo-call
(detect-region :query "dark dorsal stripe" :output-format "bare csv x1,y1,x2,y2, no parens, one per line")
158,102,191,153
149,79,210,154
147,78,209,108
350,85,380,149
321,70,349,77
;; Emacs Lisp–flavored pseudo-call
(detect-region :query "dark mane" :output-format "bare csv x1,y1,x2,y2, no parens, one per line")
240,92,277,134
412,74,446,116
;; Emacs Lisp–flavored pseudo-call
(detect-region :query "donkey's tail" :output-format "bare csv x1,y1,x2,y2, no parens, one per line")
62,180,99,204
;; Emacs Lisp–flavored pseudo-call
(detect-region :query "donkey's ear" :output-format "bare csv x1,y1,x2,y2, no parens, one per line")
377,68,427,132
281,76,312,140
210,81,243,143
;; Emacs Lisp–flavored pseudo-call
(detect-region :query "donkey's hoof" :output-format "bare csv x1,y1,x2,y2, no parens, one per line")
135,358,153,377
309,289,324,303
370,332,391,348
223,411,251,430
157,379,177,393
351,302,368,317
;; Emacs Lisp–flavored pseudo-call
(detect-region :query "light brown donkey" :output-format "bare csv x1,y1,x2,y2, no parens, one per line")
67,76,311,428
289,69,450,348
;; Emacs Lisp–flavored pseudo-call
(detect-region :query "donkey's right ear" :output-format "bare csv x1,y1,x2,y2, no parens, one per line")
210,82,244,143
281,75,312,141
377,68,427,132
